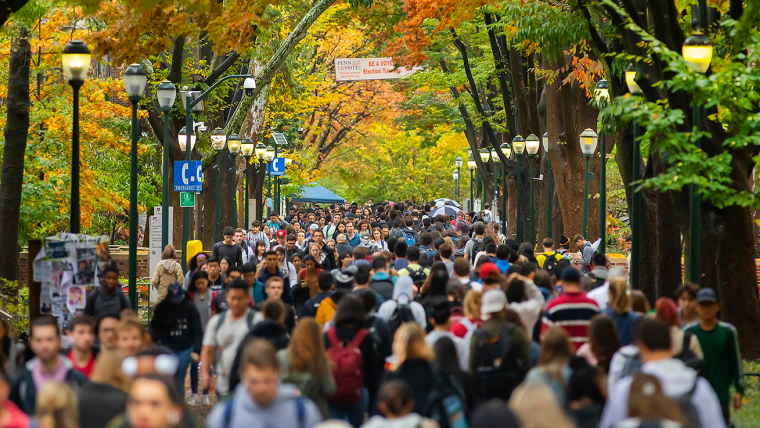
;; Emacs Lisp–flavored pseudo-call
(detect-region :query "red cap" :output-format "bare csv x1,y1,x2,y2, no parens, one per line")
480,263,501,280
276,230,287,237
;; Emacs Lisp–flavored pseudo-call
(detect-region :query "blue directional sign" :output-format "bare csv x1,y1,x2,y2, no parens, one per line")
174,161,203,191
269,157,286,176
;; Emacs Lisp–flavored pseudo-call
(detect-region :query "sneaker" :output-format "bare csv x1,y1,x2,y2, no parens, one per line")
187,394,198,406
200,395,210,406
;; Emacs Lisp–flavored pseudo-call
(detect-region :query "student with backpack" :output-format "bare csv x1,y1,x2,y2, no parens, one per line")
324,295,375,428
369,256,396,301
361,380,440,428
468,289,532,404
377,276,428,332
397,247,430,288
464,223,486,265
206,339,322,428
535,238,563,272
381,323,437,416
355,289,393,415
401,217,419,247
601,318,726,428
615,373,690,428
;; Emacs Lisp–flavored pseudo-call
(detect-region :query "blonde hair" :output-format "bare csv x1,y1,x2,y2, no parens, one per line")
36,382,79,428
392,323,433,369
289,318,329,378
509,383,575,428
608,277,631,314
91,350,131,392
463,290,482,320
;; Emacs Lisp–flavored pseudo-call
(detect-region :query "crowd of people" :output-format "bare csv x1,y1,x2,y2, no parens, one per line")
0,200,747,428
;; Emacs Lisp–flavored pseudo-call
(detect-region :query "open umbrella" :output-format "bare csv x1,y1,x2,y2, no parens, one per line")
429,205,460,217
433,198,461,208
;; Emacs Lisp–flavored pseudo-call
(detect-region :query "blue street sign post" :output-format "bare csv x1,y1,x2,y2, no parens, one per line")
269,157,285,176
174,160,203,192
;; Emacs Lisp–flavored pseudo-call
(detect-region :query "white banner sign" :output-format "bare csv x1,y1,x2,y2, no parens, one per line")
335,58,422,81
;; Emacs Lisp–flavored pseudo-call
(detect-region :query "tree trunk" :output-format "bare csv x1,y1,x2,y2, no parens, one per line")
0,30,31,281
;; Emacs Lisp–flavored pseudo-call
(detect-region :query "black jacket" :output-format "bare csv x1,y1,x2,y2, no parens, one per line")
299,292,330,318
382,358,436,415
11,358,89,415
212,242,244,266
324,325,385,401
228,320,290,391
149,292,203,353
78,382,128,428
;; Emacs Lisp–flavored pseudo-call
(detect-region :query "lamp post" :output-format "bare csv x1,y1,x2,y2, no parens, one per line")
467,156,476,210
62,40,91,233
454,157,463,202
123,63,147,310
512,135,526,242
241,138,254,230
626,63,643,289
526,134,540,248
227,134,242,228
579,128,599,238
479,149,490,205
500,143,512,236
209,128,227,242
595,80,609,255
255,143,267,222
284,157,292,211
491,148,500,219
265,145,275,217
156,80,176,248
543,133,553,239
683,31,712,285
452,169,460,199
178,124,196,270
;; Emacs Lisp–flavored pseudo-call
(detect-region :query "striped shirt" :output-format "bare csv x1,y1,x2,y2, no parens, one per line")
541,291,600,351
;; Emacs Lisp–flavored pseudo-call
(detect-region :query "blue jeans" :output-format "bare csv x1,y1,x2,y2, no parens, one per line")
328,388,368,428
173,347,194,395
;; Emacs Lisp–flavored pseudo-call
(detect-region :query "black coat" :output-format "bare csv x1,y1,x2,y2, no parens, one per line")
382,359,436,415
78,382,128,428
149,292,203,353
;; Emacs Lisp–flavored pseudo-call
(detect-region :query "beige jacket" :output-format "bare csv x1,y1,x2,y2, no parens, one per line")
152,259,184,303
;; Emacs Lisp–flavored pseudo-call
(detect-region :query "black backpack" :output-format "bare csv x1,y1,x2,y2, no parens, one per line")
423,369,469,428
674,331,711,383
469,238,483,264
471,322,527,403
407,266,428,288
388,302,416,335
418,247,432,267
542,252,560,274
369,278,394,301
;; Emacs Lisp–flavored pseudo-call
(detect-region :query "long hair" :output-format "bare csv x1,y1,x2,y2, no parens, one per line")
628,373,687,424
608,277,631,314
392,323,433,369
462,290,482,320
419,262,449,295
90,350,130,392
36,382,79,428
332,294,367,329
588,315,621,374
509,383,575,428
538,327,573,366
288,318,328,378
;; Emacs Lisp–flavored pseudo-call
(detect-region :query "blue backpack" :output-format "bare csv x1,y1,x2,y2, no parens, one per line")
403,229,416,246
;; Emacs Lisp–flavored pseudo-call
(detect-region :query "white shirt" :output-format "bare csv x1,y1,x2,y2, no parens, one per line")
587,282,610,310
202,309,253,395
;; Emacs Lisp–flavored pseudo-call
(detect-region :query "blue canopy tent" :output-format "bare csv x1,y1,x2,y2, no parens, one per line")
291,183,345,204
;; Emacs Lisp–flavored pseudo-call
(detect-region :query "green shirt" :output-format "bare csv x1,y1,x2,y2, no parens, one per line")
685,321,744,403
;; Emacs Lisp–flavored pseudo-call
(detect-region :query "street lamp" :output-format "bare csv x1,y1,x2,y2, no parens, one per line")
62,40,91,234
526,134,540,248
467,156,476,209
543,132,553,239
123,63,147,310
255,143,267,221
265,145,275,217
491,148,499,217
178,127,196,152
683,32,712,285
627,64,643,290
455,157,463,202
156,80,176,249
241,138,254,231
579,128,598,238
500,143,511,235
512,135,526,242
227,134,242,228
209,128,227,242
595,80,610,255
453,169,460,199
479,148,490,203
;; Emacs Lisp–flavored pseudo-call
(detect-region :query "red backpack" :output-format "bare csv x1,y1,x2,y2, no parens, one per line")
326,327,368,405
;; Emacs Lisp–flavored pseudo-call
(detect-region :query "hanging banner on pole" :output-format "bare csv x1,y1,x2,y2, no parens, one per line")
335,58,422,82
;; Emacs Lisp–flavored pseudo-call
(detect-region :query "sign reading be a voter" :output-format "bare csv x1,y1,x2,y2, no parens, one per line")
334,58,422,82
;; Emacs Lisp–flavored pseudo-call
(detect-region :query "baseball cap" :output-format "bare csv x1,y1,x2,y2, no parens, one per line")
309,224,319,230
359,231,370,240
167,282,184,304
276,230,287,237
332,265,358,289
480,263,501,280
481,289,507,317
561,267,581,283
696,288,717,303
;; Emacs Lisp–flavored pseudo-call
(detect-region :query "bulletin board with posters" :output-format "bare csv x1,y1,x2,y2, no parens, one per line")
32,233,111,345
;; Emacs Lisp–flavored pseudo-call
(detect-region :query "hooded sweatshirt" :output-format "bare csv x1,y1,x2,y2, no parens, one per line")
149,292,203,352
206,382,322,428
599,358,726,428
376,276,427,329
151,259,185,296
10,356,89,415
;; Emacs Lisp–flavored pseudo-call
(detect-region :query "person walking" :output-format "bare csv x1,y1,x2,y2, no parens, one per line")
572,235,595,275
213,227,244,267
149,283,203,395
84,266,130,320
541,268,600,351
77,350,129,428
381,323,436,416
602,277,641,346
151,245,185,305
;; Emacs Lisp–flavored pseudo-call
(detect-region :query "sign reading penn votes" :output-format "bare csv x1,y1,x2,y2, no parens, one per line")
173,161,203,192
334,58,422,82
